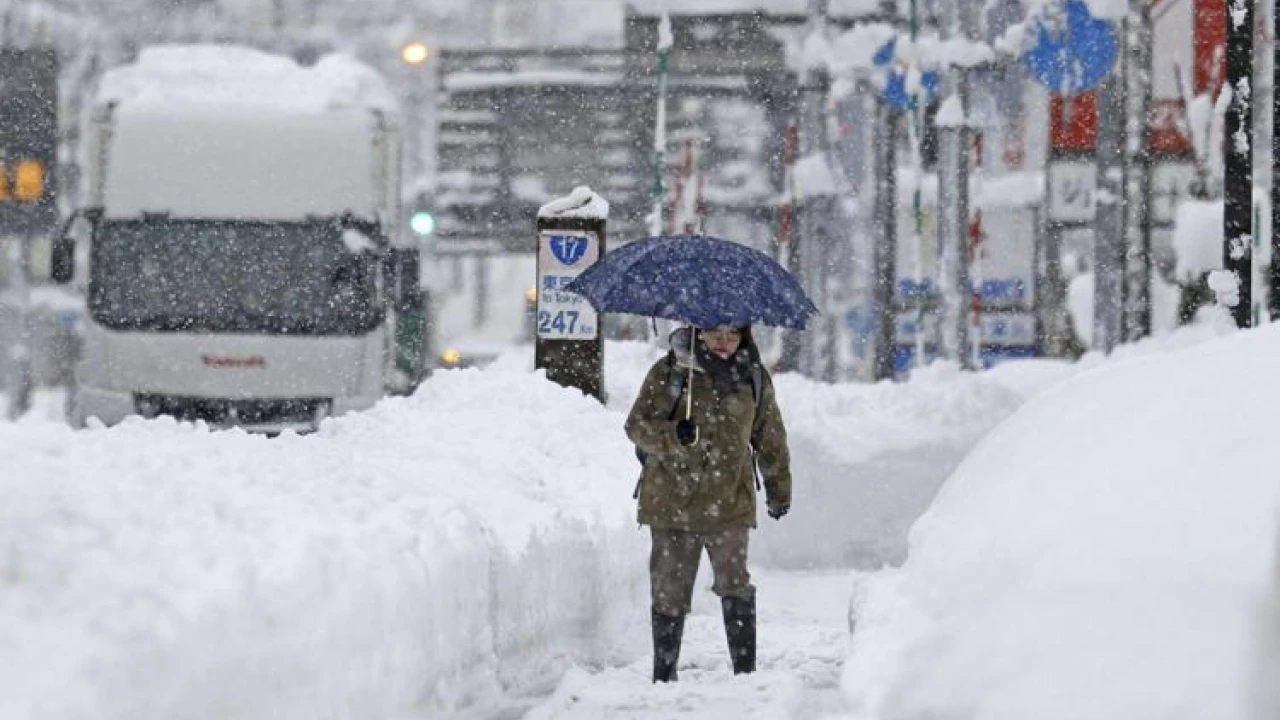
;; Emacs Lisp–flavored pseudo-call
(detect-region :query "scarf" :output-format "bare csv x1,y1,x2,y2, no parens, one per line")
695,339,756,393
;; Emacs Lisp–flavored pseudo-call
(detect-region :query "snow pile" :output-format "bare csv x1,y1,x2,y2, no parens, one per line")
97,45,397,114
842,322,1280,719
537,185,610,221
1066,271,1182,347
0,367,646,720
1173,199,1225,282
1173,193,1273,284
756,362,1034,569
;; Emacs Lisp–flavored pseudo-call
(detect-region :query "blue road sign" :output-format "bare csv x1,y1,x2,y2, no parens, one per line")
549,234,589,266
873,39,941,111
1024,0,1118,95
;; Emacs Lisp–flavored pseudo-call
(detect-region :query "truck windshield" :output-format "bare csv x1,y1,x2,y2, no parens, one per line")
89,218,383,335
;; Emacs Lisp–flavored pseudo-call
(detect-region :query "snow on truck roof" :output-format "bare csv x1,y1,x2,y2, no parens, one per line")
96,45,398,116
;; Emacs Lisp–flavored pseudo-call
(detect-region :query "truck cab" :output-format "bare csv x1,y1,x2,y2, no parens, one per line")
52,46,419,432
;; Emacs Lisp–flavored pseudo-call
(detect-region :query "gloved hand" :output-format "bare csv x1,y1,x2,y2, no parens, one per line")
675,419,699,446
767,503,789,520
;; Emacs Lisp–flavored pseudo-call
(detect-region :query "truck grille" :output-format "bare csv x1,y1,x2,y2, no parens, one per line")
134,394,329,431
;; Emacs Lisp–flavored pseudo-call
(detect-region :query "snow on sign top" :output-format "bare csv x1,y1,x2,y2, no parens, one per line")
538,186,610,221
96,45,398,115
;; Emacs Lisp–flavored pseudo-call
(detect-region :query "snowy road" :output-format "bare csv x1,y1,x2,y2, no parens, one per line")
520,569,854,720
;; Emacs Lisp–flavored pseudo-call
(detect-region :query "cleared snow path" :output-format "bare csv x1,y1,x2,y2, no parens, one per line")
521,569,853,720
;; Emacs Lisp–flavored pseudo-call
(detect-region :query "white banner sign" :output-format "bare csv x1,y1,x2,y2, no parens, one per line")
1047,160,1096,223
1151,161,1199,226
536,230,600,340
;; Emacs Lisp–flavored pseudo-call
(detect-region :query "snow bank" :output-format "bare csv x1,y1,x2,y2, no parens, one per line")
1173,192,1272,283
1174,199,1225,282
0,367,646,720
842,322,1280,719
755,363,1030,569
1066,271,1182,348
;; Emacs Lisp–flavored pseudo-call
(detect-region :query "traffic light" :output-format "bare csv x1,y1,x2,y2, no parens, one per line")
409,193,436,237
410,209,436,237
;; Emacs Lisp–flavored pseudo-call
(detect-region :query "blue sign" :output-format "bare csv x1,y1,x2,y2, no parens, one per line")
1025,0,1118,95
874,39,940,111
549,234,589,266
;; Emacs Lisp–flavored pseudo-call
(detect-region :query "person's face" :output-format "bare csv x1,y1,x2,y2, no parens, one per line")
702,326,742,359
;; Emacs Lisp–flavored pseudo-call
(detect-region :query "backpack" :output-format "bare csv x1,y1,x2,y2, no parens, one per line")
632,354,765,498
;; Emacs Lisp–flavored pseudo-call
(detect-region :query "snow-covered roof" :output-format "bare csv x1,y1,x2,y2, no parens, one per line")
627,0,883,18
538,186,610,220
444,70,622,92
96,45,398,116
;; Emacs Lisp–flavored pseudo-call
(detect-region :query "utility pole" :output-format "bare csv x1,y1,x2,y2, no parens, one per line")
797,5,835,379
1223,0,1253,328
935,0,980,368
1273,0,1280,320
1121,0,1154,341
871,99,899,380
1094,72,1125,352
783,0,832,377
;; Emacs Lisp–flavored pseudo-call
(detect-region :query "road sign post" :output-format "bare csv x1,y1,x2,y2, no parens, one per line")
1024,0,1119,354
535,187,607,402
0,47,57,419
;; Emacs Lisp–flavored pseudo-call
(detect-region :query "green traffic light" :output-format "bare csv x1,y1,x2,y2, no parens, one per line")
410,211,436,236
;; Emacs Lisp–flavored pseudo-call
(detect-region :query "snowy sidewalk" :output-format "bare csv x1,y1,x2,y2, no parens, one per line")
522,570,854,720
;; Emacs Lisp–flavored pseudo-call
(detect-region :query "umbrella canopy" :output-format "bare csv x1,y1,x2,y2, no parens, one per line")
564,234,818,330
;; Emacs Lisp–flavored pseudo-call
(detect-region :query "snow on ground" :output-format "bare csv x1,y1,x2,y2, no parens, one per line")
841,320,1280,720
523,570,852,720
0,332,1056,720
0,368,647,720
2,313,1254,719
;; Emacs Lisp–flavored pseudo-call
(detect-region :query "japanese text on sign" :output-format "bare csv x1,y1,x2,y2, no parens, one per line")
536,230,599,340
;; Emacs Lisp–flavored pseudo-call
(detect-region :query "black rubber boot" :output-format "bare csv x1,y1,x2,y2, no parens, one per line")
722,595,756,674
652,609,685,682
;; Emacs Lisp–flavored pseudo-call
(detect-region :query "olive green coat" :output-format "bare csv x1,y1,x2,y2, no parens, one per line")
625,354,792,531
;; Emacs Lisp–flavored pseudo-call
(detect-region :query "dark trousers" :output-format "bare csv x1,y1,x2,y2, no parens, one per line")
649,527,754,617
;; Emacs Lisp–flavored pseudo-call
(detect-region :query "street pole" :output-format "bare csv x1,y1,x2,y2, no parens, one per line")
1224,0,1253,328
872,98,899,380
650,12,672,238
905,0,927,369
1094,73,1125,352
1121,0,1154,341
796,0,833,378
936,0,979,369
6,234,32,419
1273,0,1280,320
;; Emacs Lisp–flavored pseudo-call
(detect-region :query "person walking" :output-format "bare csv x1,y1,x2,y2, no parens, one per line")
625,323,792,682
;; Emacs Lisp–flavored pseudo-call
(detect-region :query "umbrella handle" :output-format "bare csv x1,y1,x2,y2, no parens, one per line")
685,328,695,419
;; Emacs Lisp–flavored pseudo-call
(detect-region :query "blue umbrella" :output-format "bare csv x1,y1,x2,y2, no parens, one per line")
563,234,818,330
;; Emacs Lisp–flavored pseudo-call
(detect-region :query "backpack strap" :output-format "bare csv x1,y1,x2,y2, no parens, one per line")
662,353,686,421
748,364,764,490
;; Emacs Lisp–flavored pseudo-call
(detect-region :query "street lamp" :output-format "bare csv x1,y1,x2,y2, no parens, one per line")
401,41,429,65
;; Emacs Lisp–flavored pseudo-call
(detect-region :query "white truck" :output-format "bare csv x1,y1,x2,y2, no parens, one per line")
52,45,422,432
